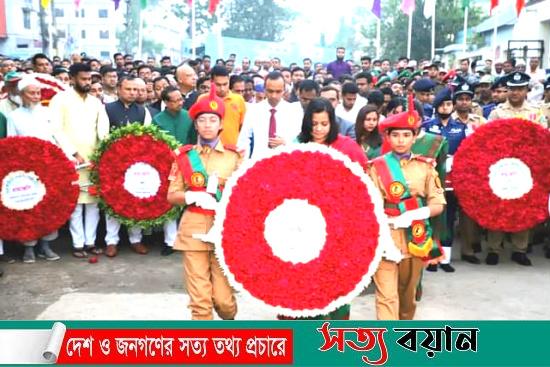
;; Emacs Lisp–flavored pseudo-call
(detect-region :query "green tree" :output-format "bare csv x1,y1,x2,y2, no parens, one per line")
222,0,295,41
117,0,161,55
360,0,484,61
171,0,218,39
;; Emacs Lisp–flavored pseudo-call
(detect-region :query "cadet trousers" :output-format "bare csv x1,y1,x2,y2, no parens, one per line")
487,230,529,254
373,257,424,320
183,250,237,320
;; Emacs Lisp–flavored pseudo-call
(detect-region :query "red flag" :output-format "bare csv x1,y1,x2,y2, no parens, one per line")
208,0,220,14
188,0,192,5
490,0,498,13
516,0,525,15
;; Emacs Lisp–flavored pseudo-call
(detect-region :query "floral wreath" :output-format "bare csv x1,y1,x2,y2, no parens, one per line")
90,123,181,229
209,144,394,318
452,118,550,232
0,137,79,241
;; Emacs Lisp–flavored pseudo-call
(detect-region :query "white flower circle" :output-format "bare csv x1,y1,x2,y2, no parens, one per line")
1,170,46,211
263,199,327,264
123,162,161,199
488,158,533,200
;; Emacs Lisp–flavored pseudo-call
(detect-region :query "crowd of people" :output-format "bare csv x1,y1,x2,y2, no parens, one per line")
1,46,550,320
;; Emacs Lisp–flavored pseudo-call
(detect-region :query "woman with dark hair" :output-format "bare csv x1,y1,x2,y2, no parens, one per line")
282,97,365,320
355,104,382,160
298,97,366,167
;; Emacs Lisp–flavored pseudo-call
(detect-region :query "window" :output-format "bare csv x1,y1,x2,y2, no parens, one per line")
99,30,109,39
54,8,64,17
80,9,85,17
98,9,108,18
75,10,78,17
81,30,86,39
57,30,66,38
100,51,110,59
22,9,31,29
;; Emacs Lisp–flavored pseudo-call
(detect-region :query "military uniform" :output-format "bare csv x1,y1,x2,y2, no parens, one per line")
541,102,550,123
369,99,446,320
168,142,241,320
485,72,547,266
168,84,242,320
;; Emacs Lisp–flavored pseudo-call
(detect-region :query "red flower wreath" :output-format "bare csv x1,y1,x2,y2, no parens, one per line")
0,137,79,241
90,124,180,228
452,118,550,232
212,144,391,317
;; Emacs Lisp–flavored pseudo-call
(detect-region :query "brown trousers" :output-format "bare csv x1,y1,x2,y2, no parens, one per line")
183,251,237,320
487,230,529,254
460,212,481,256
373,257,424,320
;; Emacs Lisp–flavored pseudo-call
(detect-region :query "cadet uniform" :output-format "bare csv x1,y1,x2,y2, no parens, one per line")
168,86,242,320
486,72,547,266
369,101,446,320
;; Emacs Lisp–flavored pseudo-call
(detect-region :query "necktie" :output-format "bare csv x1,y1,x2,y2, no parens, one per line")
269,108,277,138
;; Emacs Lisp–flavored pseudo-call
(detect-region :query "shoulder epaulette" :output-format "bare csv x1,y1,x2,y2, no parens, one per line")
224,144,244,155
414,155,436,167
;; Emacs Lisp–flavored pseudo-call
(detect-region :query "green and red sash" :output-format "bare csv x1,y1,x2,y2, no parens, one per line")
373,153,434,258
174,145,223,214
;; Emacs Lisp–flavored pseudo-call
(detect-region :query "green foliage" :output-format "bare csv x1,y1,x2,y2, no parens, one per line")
116,0,140,54
360,0,484,61
221,0,295,41
171,0,218,39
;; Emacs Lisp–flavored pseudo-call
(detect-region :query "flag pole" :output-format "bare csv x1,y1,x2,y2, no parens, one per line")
191,0,196,59
376,17,381,59
137,6,143,59
492,6,498,60
431,1,436,60
407,12,412,59
463,6,468,54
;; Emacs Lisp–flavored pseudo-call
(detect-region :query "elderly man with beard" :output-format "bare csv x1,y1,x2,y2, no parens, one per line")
6,76,76,262
49,63,110,258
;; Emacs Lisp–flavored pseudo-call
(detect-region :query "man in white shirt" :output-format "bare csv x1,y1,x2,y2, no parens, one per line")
237,72,302,159
49,63,110,258
335,82,366,124
6,76,70,263
527,57,546,84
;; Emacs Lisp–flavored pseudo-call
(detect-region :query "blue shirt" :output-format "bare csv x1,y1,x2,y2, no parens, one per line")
422,103,434,121
483,103,497,119
422,117,470,154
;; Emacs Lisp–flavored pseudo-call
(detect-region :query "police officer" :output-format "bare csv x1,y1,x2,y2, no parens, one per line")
488,72,547,127
486,72,548,266
451,82,487,129
422,87,471,272
482,77,508,119
167,84,241,320
413,78,436,121
369,97,446,320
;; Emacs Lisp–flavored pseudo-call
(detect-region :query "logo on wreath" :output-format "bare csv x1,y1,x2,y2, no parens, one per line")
389,181,405,198
190,172,206,187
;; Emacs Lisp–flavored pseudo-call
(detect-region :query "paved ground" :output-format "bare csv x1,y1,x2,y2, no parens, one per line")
1,227,550,320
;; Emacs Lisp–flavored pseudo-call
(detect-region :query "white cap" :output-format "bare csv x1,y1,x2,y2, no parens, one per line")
17,75,41,92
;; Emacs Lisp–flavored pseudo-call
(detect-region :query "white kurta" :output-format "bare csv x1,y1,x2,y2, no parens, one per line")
49,88,109,204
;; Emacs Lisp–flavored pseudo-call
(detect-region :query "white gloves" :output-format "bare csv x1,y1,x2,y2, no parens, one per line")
192,229,221,244
185,191,218,210
446,155,454,173
387,207,431,229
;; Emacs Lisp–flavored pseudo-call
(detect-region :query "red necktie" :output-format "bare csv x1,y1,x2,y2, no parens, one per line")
269,108,277,138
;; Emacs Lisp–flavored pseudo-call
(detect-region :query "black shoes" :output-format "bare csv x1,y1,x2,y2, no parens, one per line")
161,245,174,256
486,252,499,265
440,263,455,273
461,254,481,264
472,242,482,253
545,246,550,259
425,264,455,272
511,252,532,266
426,264,438,272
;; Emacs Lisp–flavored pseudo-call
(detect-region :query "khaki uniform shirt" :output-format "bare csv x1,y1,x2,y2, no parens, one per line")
369,154,446,257
168,141,242,251
452,111,487,129
471,102,484,119
488,100,548,127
